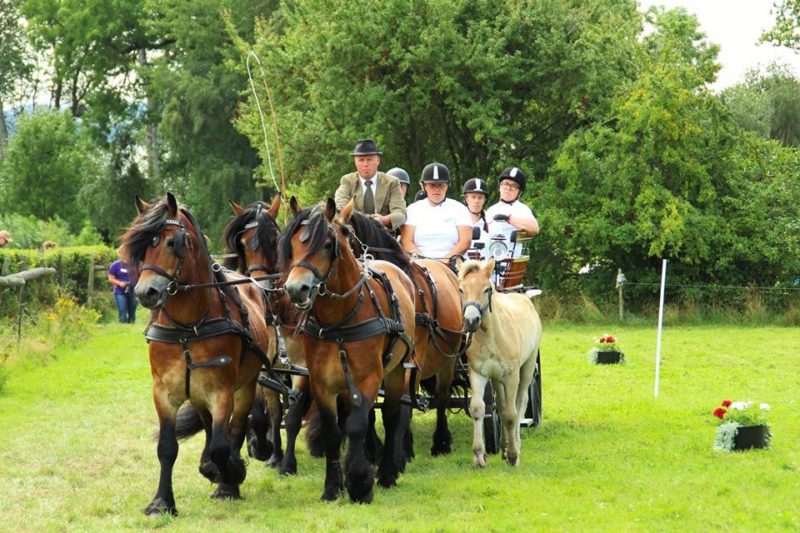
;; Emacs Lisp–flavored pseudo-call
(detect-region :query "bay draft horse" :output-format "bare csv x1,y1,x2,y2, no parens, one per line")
123,192,275,515
458,258,542,467
223,196,313,476
279,199,416,502
342,207,464,459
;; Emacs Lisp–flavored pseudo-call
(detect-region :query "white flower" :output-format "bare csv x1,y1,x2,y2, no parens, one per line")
730,401,748,411
760,403,771,411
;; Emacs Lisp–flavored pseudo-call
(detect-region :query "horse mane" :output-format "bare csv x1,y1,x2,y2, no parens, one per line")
278,204,328,272
222,201,281,272
346,211,410,271
457,259,484,282
121,199,171,265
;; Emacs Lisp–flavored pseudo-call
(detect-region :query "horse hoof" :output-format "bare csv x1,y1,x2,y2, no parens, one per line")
279,462,297,477
247,438,268,462
199,460,221,483
507,454,520,467
143,497,177,516
266,452,284,468
211,484,241,500
473,453,487,468
320,488,341,502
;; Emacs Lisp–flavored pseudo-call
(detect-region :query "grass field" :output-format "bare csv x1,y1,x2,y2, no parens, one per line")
0,322,798,532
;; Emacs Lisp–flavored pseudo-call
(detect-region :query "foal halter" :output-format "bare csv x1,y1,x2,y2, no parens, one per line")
140,218,190,294
462,288,493,317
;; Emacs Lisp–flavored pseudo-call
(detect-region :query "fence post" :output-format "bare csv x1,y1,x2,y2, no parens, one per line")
616,268,626,321
87,260,95,306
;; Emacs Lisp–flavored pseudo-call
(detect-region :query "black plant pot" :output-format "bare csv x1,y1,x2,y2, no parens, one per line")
595,350,622,364
733,424,770,450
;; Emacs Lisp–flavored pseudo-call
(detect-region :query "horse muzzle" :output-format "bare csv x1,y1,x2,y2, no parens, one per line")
463,305,483,333
134,277,169,309
284,274,319,310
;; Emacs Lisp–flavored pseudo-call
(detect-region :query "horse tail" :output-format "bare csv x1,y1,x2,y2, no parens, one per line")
304,402,325,458
174,403,204,440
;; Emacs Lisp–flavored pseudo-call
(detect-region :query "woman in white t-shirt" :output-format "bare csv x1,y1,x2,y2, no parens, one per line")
462,177,490,259
486,166,539,256
401,162,472,260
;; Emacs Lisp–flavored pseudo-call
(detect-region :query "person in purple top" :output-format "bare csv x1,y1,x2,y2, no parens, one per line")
108,250,138,323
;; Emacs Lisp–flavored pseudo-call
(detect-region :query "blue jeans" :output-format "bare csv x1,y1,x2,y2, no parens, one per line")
114,292,137,323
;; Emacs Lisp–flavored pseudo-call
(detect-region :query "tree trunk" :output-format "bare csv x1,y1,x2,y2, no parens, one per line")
138,49,160,181
0,98,8,159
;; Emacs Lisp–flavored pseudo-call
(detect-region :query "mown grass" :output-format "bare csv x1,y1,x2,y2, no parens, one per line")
0,322,798,532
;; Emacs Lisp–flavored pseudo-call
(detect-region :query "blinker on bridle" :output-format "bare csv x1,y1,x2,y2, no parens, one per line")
140,217,190,294
290,219,342,291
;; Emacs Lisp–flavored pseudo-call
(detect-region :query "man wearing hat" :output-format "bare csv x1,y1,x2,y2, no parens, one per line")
0,230,12,248
334,139,407,230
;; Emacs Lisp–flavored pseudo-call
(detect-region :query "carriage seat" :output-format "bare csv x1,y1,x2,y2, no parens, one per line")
493,230,534,291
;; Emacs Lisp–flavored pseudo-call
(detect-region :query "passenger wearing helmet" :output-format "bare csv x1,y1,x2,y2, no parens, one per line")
334,139,407,230
401,162,472,261
387,167,411,200
462,178,490,258
486,167,539,253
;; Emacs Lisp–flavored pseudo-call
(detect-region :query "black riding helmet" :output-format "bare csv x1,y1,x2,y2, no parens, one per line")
462,178,490,196
420,162,450,184
498,166,526,195
386,167,410,185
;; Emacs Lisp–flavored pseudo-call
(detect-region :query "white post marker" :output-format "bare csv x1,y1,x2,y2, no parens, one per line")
654,259,667,398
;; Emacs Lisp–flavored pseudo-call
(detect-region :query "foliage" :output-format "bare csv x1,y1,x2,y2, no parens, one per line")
0,245,116,317
712,400,770,427
721,64,800,147
239,0,642,202
761,0,800,50
0,109,104,232
41,296,100,347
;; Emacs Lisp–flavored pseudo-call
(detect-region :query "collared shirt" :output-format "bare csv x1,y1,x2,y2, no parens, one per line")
486,200,536,257
405,198,472,259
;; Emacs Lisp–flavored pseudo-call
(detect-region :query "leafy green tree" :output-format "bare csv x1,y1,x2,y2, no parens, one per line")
0,0,31,156
0,109,103,232
761,0,800,49
239,0,643,202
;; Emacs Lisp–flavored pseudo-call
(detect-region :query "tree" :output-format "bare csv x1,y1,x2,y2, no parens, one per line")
239,0,643,203
761,0,800,49
0,109,104,231
0,0,31,156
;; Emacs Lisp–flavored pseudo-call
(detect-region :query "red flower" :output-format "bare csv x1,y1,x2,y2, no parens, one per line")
606,336,616,343
713,407,727,419
721,400,731,407
599,338,607,343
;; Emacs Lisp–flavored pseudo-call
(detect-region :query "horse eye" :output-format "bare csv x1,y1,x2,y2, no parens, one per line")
166,238,175,248
458,288,463,294
323,240,332,249
483,287,492,294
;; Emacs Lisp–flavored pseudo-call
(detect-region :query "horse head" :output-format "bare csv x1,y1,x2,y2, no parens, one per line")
223,195,281,289
458,258,496,332
123,192,204,309
279,197,351,310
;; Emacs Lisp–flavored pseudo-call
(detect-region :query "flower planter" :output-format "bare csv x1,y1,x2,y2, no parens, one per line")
733,424,770,451
595,350,623,364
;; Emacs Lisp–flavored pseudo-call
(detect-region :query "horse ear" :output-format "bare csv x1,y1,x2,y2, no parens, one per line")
324,198,336,221
229,199,244,215
135,196,150,215
452,255,465,272
339,199,354,224
289,196,302,216
166,192,179,216
268,195,281,219
482,257,496,277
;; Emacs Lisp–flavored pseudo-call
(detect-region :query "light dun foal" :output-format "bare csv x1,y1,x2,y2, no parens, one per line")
458,258,542,467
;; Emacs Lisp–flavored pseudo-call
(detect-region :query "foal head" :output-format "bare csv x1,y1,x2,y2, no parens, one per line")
122,192,202,309
279,198,349,310
223,196,281,288
458,258,496,332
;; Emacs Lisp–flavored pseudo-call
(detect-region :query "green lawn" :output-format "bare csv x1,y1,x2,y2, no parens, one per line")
0,323,798,532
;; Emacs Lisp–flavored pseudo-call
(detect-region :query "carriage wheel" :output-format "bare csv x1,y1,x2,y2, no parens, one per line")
482,382,501,455
524,350,543,427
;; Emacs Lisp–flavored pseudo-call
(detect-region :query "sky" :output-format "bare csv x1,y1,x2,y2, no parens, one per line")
638,0,800,90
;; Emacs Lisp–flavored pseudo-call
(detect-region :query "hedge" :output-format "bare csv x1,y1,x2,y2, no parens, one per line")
0,246,116,317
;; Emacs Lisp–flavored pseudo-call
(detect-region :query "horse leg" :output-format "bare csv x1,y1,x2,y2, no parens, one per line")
515,354,537,458
378,366,405,488
280,378,312,476
431,365,455,456
246,385,272,462
197,408,221,482
264,388,284,467
397,404,414,472
342,394,375,502
206,389,242,500
143,398,181,516
468,370,489,468
498,374,521,466
317,397,344,501
365,407,384,464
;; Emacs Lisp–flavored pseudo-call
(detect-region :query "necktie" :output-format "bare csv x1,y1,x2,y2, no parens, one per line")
363,180,375,214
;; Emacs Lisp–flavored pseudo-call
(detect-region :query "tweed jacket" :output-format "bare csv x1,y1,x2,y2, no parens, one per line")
334,171,407,230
